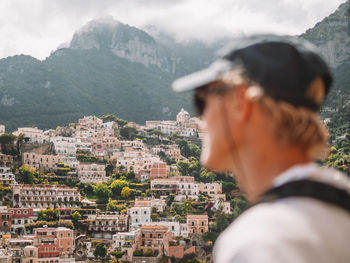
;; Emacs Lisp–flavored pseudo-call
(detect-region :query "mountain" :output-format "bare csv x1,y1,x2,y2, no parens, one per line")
301,0,350,103
0,2,349,132
0,17,221,131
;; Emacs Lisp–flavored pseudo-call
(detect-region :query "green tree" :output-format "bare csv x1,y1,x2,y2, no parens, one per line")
72,211,82,223
38,208,59,221
94,183,110,204
94,242,107,260
144,249,153,257
120,126,137,140
18,165,36,184
110,251,125,259
121,186,132,199
16,133,25,154
125,170,135,181
166,193,175,207
110,179,129,198
0,133,16,155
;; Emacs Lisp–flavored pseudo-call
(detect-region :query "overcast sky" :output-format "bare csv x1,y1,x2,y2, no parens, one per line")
0,0,345,60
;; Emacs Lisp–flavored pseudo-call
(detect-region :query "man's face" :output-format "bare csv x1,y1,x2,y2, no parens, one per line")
199,90,240,171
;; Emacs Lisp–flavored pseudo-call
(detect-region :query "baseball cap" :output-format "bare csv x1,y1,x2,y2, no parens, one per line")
172,34,333,111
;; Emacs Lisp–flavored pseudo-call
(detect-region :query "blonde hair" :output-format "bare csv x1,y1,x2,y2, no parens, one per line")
220,72,329,160
257,95,329,160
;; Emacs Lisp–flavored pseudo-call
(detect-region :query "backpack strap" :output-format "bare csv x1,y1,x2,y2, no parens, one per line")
255,179,350,213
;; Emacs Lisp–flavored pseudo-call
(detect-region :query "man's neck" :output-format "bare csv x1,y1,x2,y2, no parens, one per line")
236,147,312,203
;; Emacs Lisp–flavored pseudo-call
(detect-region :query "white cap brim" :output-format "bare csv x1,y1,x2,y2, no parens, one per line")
172,59,234,92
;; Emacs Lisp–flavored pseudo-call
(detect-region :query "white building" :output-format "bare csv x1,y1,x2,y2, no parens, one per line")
151,177,199,201
113,231,138,250
0,167,16,185
176,108,191,124
134,198,166,213
12,184,81,209
51,136,76,156
13,127,48,144
128,207,151,230
50,136,78,168
148,219,188,237
0,125,5,135
77,163,108,184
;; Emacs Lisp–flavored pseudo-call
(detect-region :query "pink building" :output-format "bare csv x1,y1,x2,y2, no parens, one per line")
168,244,195,259
187,214,209,234
149,162,167,179
137,225,172,256
34,227,74,259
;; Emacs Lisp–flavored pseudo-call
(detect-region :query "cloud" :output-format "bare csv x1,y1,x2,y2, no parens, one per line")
0,0,346,60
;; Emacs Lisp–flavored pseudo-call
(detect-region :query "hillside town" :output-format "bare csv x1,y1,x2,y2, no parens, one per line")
0,109,244,263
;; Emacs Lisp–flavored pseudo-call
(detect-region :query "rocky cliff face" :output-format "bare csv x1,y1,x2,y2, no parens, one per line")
70,17,172,70
0,3,349,131
301,0,350,68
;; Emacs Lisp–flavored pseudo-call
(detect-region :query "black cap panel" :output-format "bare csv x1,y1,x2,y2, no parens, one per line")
224,41,331,111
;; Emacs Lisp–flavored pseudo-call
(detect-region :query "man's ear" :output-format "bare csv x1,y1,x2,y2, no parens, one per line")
234,86,254,122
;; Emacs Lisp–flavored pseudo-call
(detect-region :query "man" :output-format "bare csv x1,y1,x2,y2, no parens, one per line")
172,35,350,263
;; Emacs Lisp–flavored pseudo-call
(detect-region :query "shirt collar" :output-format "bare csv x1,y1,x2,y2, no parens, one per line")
273,162,318,188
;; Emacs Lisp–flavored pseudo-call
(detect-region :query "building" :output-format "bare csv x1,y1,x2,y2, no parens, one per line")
187,214,209,234
0,249,12,262
0,125,5,135
149,162,167,179
134,198,166,213
34,227,74,261
0,154,13,167
113,231,138,250
0,206,12,231
4,237,37,263
86,212,128,239
168,243,195,259
77,116,103,129
151,176,199,201
0,167,16,185
129,207,151,230
22,246,38,263
13,127,47,144
165,145,185,163
50,136,76,157
91,137,121,157
77,163,108,184
136,225,172,256
12,184,81,209
198,182,226,200
176,109,190,124
148,219,188,237
9,208,35,235
22,152,61,171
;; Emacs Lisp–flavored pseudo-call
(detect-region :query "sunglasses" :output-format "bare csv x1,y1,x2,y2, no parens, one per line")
194,82,234,116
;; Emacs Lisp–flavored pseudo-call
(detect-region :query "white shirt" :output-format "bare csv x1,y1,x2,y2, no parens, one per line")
214,163,350,263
